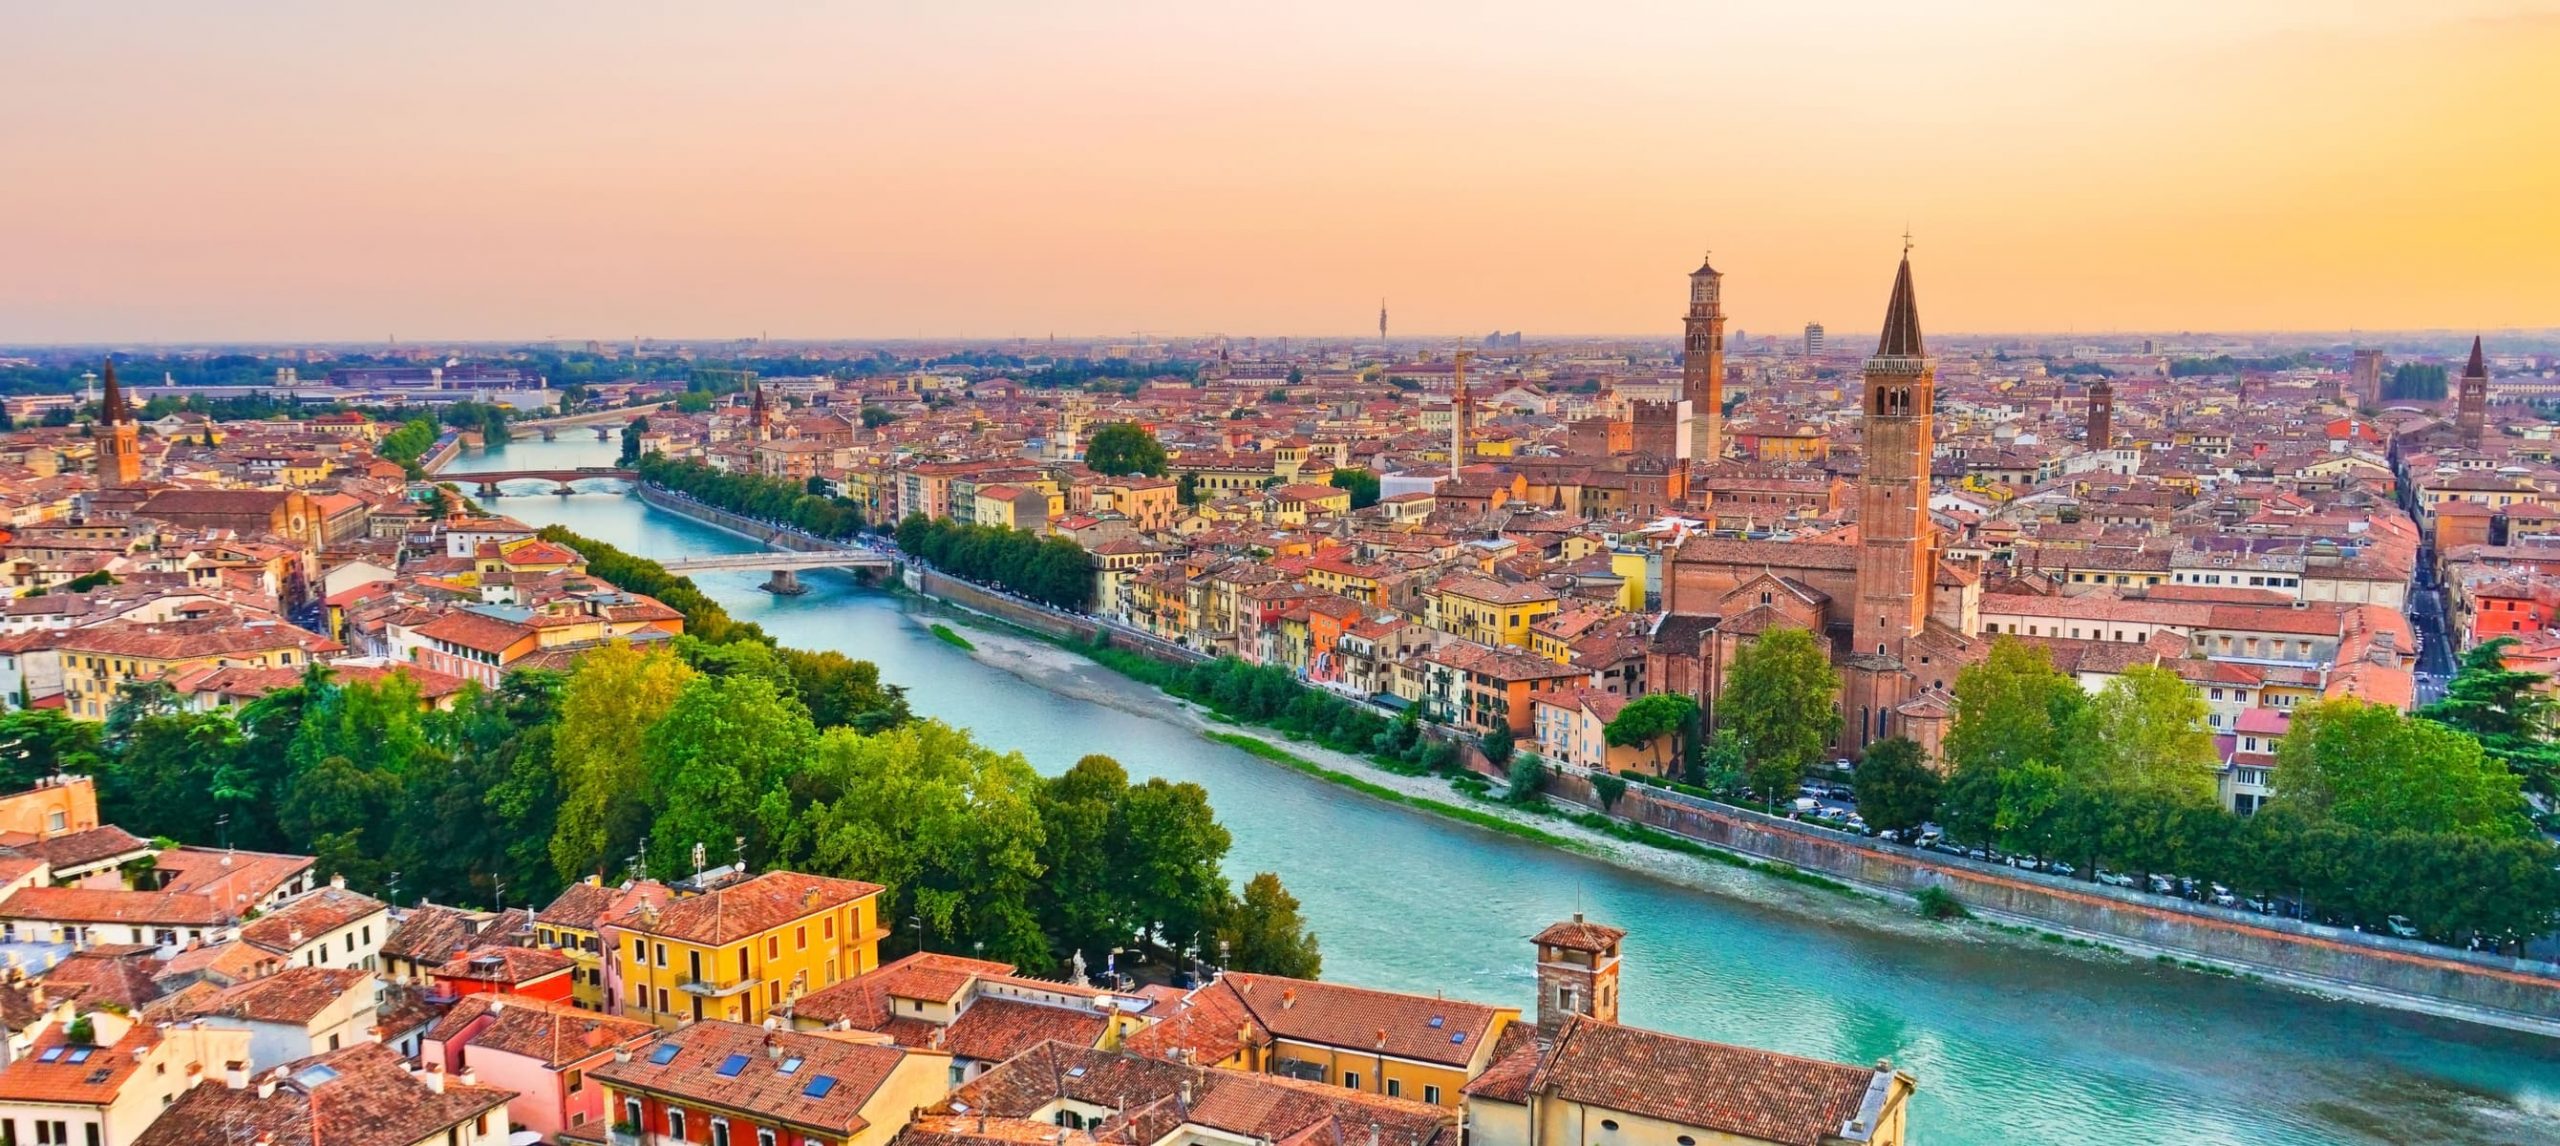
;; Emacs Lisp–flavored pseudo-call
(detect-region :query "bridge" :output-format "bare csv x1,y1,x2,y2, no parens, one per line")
657,547,893,595
512,403,667,441
450,468,638,496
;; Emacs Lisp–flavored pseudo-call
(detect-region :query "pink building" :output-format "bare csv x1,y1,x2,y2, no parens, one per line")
422,993,657,1142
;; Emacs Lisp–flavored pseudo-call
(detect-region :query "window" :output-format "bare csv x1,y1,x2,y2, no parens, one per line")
567,1069,584,1094
1423,1085,1442,1104
1385,1079,1402,1098
1344,1071,1361,1091
1600,1120,1620,1132
769,936,781,959
626,1097,643,1128
655,943,668,968
797,926,808,950
668,1110,687,1139
759,1132,779,1146
1557,986,1577,1013
712,1118,732,1146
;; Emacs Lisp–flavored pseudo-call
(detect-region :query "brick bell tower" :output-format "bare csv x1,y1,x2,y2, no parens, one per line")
2086,377,2113,451
1851,246,1936,664
2458,336,2487,449
1532,913,1626,1035
1683,255,1727,461
97,359,142,487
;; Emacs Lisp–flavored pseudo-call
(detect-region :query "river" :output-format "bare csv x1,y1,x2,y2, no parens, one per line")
446,437,2560,1146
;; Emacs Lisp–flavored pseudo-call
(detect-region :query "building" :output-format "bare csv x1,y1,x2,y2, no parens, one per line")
1684,256,1728,459
1425,575,1560,648
901,1041,1457,1146
1466,916,1914,1146
1805,322,1826,357
238,880,389,971
1122,972,1516,1108
594,1020,953,1146
421,992,656,1142
185,966,380,1072
788,951,1135,1082
535,877,624,1010
0,1008,250,1146
611,870,888,1029
2086,377,2113,450
131,1042,514,1146
2351,348,2384,406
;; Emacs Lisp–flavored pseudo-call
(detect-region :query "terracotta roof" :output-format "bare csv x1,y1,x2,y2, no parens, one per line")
131,1042,513,1146
1531,916,1624,954
430,944,574,986
190,966,373,1026
381,903,487,967
239,887,387,955
425,993,653,1068
0,1019,158,1106
938,1042,1455,1146
535,879,624,930
939,997,1112,1062
1216,973,1506,1068
593,1020,914,1136
0,886,237,928
0,824,151,871
1466,1017,1892,1146
617,870,882,947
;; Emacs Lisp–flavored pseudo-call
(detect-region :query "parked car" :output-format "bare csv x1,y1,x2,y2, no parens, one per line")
2097,870,2137,888
2148,875,2177,895
2210,885,2237,907
2386,915,2420,938
1791,797,1820,813
2043,860,2076,877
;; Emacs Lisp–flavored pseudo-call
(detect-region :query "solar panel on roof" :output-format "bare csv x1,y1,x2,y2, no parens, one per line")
717,1053,750,1078
805,1075,838,1099
649,1043,682,1065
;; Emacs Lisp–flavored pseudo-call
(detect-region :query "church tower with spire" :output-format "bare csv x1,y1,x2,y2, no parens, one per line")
1851,250,1937,664
96,359,141,487
749,381,773,444
2458,336,2488,449
1682,255,1727,460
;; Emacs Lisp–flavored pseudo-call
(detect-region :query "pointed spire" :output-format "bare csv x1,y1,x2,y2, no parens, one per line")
99,358,131,424
2464,335,2487,379
1873,253,1925,359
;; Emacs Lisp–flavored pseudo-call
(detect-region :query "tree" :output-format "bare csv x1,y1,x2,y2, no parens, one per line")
1176,473,1202,506
1723,628,1840,808
1506,753,1547,804
1036,755,1132,966
1218,872,1321,978
1604,693,1698,775
1686,726,1746,794
2069,664,2219,803
1084,422,1169,477
280,755,404,888
1852,736,1940,841
2274,699,2531,839
1328,468,1381,510
1940,637,2082,843
0,708,103,791
860,405,897,429
2422,636,2560,796
1479,723,1516,769
549,645,697,881
642,673,817,877
1114,778,1232,954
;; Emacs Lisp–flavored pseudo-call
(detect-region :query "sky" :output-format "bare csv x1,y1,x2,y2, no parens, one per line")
5,2,2558,344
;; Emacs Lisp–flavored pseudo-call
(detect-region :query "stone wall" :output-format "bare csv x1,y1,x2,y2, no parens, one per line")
1539,769,2560,1036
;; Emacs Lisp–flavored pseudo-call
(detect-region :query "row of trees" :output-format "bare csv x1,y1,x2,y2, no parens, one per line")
1840,639,2559,944
2385,362,2450,401
895,514,1096,610
636,454,868,540
378,416,441,476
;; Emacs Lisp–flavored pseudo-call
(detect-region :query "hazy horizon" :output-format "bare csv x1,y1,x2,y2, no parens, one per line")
7,2,2557,343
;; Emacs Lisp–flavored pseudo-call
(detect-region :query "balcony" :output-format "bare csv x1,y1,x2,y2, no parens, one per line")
675,975,761,999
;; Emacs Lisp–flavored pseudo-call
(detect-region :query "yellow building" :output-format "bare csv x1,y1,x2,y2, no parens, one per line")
54,619,339,721
533,877,627,1011
1265,483,1353,525
1426,574,1560,648
613,870,888,1029
1124,972,1517,1108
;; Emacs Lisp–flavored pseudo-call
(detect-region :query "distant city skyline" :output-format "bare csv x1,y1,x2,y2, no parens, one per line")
5,2,2557,342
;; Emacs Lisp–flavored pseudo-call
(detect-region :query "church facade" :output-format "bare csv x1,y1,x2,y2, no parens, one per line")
1649,253,1984,759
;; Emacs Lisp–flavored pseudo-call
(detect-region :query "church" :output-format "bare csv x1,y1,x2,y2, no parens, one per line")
1648,252,1984,759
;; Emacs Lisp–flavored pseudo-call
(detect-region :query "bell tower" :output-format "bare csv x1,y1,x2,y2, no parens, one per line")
1683,255,1727,460
1852,248,1936,663
2458,336,2488,448
2087,377,2113,451
97,359,141,488
1532,913,1625,1036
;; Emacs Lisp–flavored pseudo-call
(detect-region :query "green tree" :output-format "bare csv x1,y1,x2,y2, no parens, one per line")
1723,628,1841,808
1604,693,1698,775
1506,752,1548,804
1940,638,2083,842
1114,778,1232,955
2274,698,2530,838
1084,422,1170,477
789,720,1051,965
0,708,103,791
549,644,698,881
860,405,897,428
642,673,817,876
1479,723,1516,769
1217,872,1321,978
1328,468,1381,510
1852,736,1940,841
2070,664,2220,803
2422,636,2560,796
280,755,404,888
1686,726,1746,794
1036,755,1133,967
96,712,239,843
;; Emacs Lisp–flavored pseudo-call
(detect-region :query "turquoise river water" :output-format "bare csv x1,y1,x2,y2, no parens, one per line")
447,437,2559,1145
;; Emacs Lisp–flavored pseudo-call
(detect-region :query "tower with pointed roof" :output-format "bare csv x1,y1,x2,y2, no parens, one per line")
1682,255,1727,460
2458,336,2488,448
749,381,773,444
1851,251,1937,664
1532,912,1624,1036
96,359,141,487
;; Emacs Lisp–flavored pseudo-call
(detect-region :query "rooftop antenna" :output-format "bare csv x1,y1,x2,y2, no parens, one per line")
691,841,708,884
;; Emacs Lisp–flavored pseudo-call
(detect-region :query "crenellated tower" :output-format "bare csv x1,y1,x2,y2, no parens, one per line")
2087,377,2113,451
1682,255,1727,460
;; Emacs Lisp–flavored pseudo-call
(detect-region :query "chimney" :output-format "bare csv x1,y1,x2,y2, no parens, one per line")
329,873,347,892
224,1061,249,1090
288,927,305,947
423,1063,447,1095
490,999,505,1014
257,1076,277,1099
458,1068,477,1086
1280,988,1295,1010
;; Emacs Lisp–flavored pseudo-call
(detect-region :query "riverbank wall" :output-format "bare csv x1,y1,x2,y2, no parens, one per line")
1533,768,2560,1037
633,484,867,557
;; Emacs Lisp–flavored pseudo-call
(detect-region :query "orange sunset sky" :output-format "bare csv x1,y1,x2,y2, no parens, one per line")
5,2,2557,343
